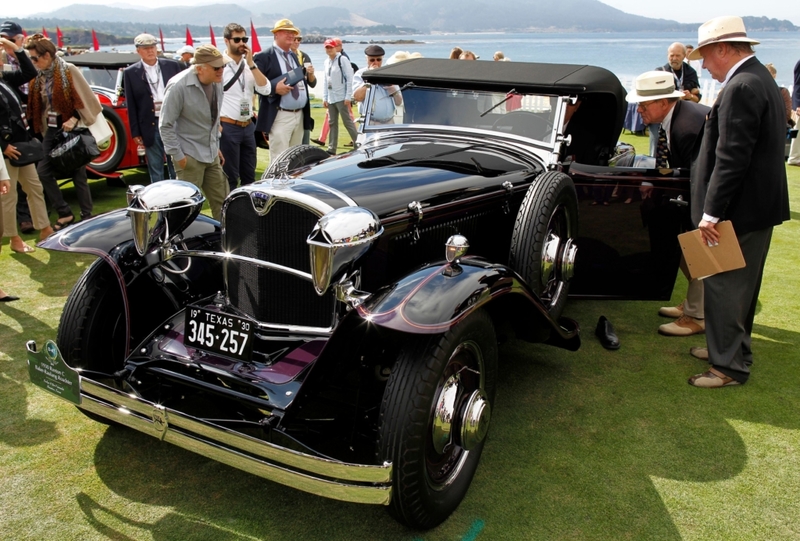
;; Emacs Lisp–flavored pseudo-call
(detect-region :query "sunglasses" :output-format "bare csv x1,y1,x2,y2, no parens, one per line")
294,37,302,42
29,55,41,62
212,65,224,71
230,37,249,44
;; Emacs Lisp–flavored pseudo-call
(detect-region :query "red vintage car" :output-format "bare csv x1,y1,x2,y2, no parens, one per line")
69,52,144,177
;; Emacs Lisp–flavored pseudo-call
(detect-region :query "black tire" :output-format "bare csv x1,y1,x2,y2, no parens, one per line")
89,105,127,173
57,259,127,425
264,144,330,178
378,310,497,529
509,171,578,318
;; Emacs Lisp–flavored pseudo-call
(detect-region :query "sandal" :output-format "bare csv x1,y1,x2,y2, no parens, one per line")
11,243,35,254
53,215,75,231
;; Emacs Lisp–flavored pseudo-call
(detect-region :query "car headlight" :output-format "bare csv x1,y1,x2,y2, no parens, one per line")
307,207,383,295
127,181,205,256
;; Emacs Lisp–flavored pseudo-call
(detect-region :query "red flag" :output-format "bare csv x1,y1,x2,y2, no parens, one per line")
209,24,216,47
56,27,64,48
185,26,193,46
42,27,49,38
159,27,165,53
250,20,260,53
91,29,99,51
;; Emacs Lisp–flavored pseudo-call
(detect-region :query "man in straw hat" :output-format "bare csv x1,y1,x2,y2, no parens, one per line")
253,19,317,164
684,16,789,388
159,44,230,220
627,71,710,338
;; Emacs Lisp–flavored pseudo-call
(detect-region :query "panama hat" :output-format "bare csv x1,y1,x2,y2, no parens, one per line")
687,16,759,60
626,71,685,103
271,19,300,34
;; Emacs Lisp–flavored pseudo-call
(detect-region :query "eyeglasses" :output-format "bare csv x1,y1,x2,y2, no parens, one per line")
211,65,224,72
367,57,383,63
294,37,302,42
638,100,660,111
230,37,249,44
29,55,41,62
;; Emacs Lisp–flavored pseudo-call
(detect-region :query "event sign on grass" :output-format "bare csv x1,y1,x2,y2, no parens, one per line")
27,340,82,405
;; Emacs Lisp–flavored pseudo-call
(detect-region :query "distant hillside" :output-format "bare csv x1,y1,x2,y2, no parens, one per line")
22,0,799,34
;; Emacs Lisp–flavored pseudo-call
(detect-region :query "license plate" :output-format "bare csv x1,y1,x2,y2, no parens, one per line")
184,306,254,362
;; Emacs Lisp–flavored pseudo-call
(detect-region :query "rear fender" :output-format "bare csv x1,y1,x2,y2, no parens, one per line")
40,210,223,354
356,256,580,351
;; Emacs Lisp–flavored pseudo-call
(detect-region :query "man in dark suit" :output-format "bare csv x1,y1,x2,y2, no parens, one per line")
123,33,184,183
253,19,316,164
686,16,790,388
627,70,710,337
788,57,800,166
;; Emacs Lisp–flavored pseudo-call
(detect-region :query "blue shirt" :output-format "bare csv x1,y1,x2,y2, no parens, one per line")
323,53,353,104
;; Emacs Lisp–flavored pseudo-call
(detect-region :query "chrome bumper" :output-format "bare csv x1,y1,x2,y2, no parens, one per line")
26,341,392,505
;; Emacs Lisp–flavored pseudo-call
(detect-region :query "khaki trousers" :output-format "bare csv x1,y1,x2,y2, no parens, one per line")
175,155,229,221
2,159,50,236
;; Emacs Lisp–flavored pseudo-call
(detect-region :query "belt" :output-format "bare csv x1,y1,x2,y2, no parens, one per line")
220,117,251,127
277,107,303,113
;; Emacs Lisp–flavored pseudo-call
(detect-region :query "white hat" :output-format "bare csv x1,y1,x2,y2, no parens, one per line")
176,45,195,56
626,71,686,103
687,16,759,60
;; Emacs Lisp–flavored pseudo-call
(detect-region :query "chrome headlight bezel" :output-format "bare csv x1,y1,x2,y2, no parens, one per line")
127,181,205,256
307,207,383,295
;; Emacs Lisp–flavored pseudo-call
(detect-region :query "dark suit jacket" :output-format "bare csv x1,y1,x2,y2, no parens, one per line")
690,56,790,234
123,58,184,147
253,46,316,135
793,58,800,110
667,99,709,168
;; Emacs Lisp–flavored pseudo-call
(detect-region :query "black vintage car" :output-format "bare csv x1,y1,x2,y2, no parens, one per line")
27,59,690,529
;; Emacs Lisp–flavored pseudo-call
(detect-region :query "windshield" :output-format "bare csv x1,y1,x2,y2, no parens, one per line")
364,86,561,145
77,67,118,90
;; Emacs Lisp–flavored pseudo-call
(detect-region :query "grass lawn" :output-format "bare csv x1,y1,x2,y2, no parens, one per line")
1,124,799,540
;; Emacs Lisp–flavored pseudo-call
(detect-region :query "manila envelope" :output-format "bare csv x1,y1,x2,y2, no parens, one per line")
678,220,746,280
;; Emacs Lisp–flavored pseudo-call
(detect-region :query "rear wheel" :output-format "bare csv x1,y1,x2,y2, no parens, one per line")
89,105,127,173
509,171,578,318
378,310,497,529
57,258,127,424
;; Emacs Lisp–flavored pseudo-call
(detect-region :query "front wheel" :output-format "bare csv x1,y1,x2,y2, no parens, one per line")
378,310,497,529
89,105,127,173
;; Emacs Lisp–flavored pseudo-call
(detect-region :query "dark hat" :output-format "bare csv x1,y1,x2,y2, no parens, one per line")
364,44,385,57
0,21,23,37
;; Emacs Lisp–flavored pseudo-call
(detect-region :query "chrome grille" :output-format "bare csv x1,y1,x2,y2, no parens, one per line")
223,193,336,329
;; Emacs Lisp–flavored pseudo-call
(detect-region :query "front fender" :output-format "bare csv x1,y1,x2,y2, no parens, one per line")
357,257,580,351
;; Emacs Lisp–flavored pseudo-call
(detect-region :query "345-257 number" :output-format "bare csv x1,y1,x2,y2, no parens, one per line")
184,307,254,361
186,320,250,355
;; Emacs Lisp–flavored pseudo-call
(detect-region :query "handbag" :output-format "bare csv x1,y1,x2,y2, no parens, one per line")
9,138,45,167
87,116,113,149
48,128,100,179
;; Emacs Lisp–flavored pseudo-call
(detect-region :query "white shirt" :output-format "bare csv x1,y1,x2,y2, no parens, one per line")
143,61,166,104
220,56,270,122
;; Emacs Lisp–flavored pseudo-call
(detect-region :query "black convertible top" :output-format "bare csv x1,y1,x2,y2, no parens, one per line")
363,58,627,154
66,52,141,68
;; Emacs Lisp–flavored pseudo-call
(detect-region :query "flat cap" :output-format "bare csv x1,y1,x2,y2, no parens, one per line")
134,33,158,47
364,44,385,57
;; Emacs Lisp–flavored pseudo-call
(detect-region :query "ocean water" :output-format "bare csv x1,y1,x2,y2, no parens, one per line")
105,31,799,89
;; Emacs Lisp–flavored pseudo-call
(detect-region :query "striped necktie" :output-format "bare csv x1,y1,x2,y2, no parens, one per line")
656,127,670,168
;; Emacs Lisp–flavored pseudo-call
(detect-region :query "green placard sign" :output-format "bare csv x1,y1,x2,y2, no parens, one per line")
28,340,81,405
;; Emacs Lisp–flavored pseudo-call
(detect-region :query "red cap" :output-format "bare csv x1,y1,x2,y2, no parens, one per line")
323,38,336,48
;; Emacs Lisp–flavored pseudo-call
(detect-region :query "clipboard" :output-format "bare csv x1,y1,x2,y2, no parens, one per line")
677,220,746,280
282,67,305,87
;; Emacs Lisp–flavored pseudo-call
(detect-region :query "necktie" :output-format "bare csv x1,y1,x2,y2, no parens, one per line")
283,51,300,99
656,127,670,168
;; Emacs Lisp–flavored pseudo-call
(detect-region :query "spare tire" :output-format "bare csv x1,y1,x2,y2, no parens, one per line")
264,144,331,179
509,171,579,318
89,105,127,173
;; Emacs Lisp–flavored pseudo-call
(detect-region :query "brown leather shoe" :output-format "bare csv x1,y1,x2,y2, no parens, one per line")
690,346,709,361
658,315,704,336
688,367,741,388
658,301,684,318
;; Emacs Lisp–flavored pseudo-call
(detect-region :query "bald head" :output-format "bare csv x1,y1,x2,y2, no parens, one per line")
667,42,687,70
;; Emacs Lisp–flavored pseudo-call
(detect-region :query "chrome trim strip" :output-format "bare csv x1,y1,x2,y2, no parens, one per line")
170,249,313,282
78,378,392,504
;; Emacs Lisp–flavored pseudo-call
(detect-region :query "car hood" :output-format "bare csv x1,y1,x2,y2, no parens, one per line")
282,135,542,218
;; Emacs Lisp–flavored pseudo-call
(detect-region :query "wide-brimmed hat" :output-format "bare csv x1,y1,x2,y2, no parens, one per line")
192,44,227,68
134,33,157,47
626,71,685,103
271,19,300,34
687,16,760,60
